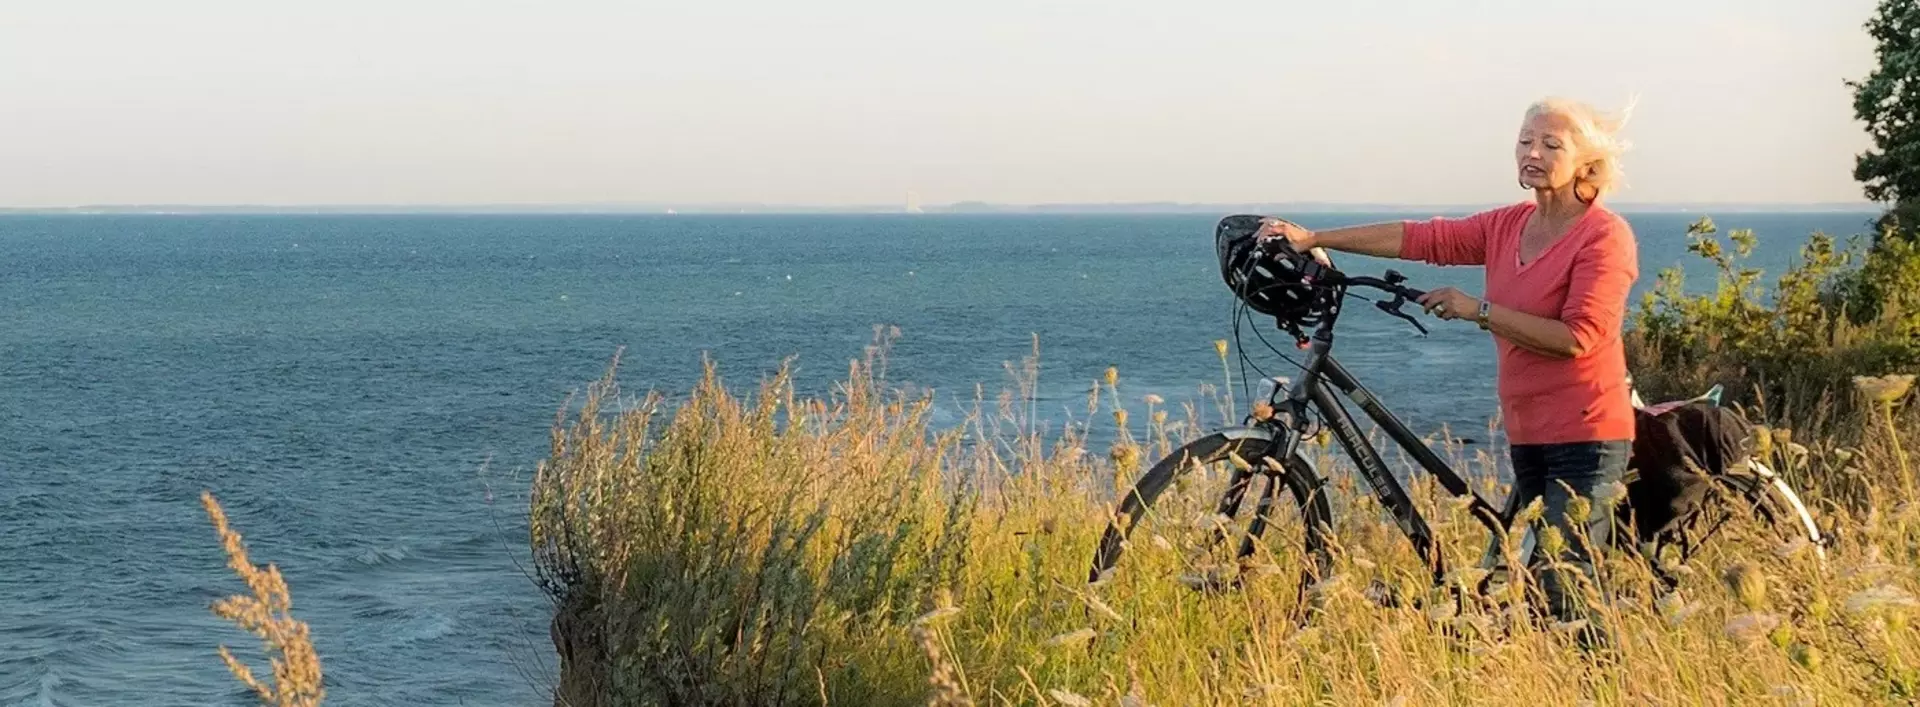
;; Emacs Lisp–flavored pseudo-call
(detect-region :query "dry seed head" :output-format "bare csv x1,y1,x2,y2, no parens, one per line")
914,606,961,625
1753,426,1774,458
1807,592,1832,621
1854,373,1915,403
1565,495,1593,528
199,492,325,707
1844,584,1919,615
1517,496,1546,524
1048,689,1093,707
1722,562,1768,610
1227,451,1252,471
1242,684,1283,701
1774,535,1811,560
1538,526,1567,558
1769,685,1815,707
1724,612,1781,646
1121,661,1152,707
1113,409,1129,428
1213,339,1229,359
1104,366,1119,388
1180,567,1232,592
1241,561,1285,578
1193,512,1232,531
1143,394,1164,406
1593,480,1629,507
1082,594,1125,622
1044,628,1097,647
916,625,972,707
1444,567,1490,588
1549,619,1590,637
1788,641,1824,670
1768,624,1794,649
1655,590,1695,625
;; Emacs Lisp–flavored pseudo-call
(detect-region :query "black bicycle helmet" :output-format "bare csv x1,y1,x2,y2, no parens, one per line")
1215,214,1327,325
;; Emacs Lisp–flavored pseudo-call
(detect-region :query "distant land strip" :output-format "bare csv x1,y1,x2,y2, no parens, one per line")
0,200,1882,215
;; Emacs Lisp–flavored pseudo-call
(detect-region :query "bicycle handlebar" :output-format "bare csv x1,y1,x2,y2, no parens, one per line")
1336,274,1426,302
1251,239,1434,336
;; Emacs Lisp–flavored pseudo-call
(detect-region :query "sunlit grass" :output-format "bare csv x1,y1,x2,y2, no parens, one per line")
530,336,1920,706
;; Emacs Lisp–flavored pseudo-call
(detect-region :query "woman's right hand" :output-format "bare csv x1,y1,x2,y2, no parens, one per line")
1255,218,1332,267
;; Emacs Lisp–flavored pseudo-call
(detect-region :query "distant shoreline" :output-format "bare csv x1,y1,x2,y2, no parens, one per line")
0,201,1882,216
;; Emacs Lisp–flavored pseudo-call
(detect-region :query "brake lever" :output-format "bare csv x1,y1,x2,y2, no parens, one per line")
1377,297,1430,336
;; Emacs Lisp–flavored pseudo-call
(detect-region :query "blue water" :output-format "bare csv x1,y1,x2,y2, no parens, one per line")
0,210,1881,705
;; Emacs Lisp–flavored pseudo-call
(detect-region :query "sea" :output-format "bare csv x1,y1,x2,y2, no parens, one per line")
0,210,1883,706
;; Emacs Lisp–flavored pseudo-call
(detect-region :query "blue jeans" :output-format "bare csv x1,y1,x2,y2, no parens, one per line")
1508,440,1631,647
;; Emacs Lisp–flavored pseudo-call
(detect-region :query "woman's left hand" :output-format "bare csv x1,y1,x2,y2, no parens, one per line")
1417,287,1481,322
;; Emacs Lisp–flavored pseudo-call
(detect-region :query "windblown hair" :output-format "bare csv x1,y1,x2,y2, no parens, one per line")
1525,96,1634,201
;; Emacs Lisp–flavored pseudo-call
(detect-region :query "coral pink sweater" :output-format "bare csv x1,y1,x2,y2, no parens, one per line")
1401,202,1640,445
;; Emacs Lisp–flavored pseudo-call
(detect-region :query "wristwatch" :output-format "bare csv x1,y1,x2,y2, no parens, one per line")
1475,300,1492,330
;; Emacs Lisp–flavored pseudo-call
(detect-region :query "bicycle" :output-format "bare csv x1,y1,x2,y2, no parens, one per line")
1086,214,1826,606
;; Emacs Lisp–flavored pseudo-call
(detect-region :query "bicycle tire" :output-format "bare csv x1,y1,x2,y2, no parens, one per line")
1088,428,1333,586
1713,464,1827,560
1645,462,1828,577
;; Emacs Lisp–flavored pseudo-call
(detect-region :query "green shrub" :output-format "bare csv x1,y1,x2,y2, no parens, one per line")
1626,216,1920,433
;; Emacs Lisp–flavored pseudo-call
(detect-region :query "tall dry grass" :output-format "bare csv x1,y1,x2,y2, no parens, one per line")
531,337,1920,706
202,491,327,707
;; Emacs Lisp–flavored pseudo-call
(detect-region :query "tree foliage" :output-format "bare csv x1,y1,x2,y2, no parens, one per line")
1848,0,1920,237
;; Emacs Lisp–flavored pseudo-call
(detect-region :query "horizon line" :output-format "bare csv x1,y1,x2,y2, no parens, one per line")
0,198,1884,216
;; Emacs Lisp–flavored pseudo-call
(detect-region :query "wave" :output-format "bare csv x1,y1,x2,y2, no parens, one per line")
350,545,411,567
339,596,460,647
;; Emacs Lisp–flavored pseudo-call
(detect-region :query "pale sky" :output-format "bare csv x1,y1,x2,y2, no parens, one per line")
0,1,1884,207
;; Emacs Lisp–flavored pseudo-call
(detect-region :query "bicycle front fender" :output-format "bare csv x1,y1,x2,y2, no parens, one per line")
1217,425,1277,443
1214,426,1318,477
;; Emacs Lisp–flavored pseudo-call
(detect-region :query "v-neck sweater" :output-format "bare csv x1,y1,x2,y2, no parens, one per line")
1401,201,1640,445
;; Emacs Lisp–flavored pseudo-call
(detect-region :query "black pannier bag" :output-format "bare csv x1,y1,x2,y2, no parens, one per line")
1619,400,1757,544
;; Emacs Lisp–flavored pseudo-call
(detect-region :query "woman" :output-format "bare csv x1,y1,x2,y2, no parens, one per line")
1257,97,1638,648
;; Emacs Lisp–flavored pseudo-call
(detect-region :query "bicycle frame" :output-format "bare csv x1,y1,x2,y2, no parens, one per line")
1253,301,1513,585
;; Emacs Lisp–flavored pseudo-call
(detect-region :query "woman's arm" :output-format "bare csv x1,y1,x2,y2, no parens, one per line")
1484,303,1583,358
1304,222,1407,258
1260,211,1498,266
1418,287,1583,359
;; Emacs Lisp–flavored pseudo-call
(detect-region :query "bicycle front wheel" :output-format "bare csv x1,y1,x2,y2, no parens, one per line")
1088,428,1333,588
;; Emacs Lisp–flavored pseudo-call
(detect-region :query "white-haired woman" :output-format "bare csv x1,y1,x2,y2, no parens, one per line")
1258,97,1638,650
